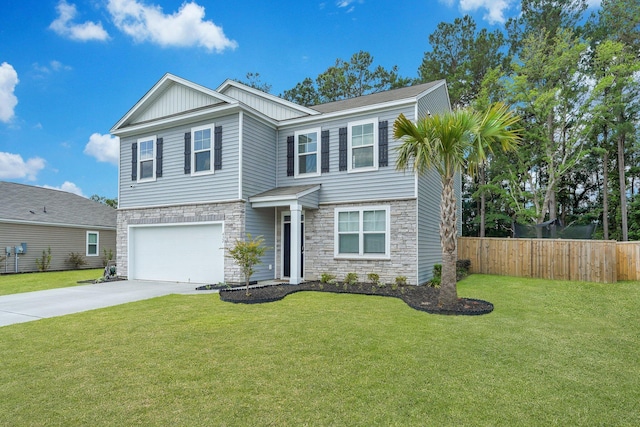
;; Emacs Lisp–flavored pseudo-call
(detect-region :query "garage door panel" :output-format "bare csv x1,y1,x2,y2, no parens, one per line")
130,224,223,284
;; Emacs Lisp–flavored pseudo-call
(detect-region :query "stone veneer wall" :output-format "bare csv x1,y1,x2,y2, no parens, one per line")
302,199,418,285
116,201,246,282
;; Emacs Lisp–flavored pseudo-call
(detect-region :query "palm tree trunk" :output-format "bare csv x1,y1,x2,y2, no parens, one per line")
479,163,486,238
439,175,458,306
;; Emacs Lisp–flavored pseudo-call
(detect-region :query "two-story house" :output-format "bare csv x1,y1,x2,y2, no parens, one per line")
111,74,456,286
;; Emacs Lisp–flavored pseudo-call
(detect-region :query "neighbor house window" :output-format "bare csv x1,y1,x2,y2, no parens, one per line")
348,118,377,172
192,124,213,174
86,231,99,256
295,128,320,177
138,136,156,181
335,206,389,258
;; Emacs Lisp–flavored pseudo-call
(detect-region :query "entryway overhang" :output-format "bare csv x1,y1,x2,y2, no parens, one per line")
249,185,320,285
248,184,320,209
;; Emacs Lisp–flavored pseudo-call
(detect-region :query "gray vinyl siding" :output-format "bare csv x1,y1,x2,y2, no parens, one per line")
241,115,278,280
417,85,451,119
416,169,443,284
241,114,277,199
0,223,115,273
276,106,416,203
119,114,240,208
244,204,276,281
133,83,223,124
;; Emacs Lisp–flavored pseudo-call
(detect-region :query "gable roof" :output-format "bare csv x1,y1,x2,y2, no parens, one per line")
0,182,116,229
217,79,319,120
309,80,446,114
111,73,239,135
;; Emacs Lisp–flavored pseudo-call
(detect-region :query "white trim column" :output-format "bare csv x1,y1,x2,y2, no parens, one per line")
289,202,302,285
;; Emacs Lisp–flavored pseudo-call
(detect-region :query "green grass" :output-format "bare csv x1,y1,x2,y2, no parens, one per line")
0,269,103,296
0,274,638,426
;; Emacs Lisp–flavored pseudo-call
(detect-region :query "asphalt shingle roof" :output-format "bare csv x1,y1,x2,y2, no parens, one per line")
309,80,445,114
0,182,116,229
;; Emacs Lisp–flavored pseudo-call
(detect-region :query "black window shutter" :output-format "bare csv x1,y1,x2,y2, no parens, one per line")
131,142,137,181
378,120,388,167
184,132,191,174
156,137,163,177
321,130,330,173
286,135,294,177
214,126,222,170
338,127,347,171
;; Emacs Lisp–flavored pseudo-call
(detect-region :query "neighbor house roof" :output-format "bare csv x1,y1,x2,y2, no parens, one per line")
309,80,446,114
0,182,116,229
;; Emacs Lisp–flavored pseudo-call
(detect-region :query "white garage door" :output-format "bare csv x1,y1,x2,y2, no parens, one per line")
129,223,224,284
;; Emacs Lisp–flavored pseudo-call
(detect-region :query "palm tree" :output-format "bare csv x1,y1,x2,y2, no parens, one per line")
394,102,521,306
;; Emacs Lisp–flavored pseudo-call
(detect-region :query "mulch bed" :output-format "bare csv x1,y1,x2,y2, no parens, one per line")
219,281,493,316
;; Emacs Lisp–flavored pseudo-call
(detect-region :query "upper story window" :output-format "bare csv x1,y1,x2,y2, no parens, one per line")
138,136,156,182
192,124,213,175
334,206,390,259
295,128,320,177
86,231,99,257
348,118,378,172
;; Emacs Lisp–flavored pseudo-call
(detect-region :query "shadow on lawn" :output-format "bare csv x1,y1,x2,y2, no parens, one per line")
219,281,493,316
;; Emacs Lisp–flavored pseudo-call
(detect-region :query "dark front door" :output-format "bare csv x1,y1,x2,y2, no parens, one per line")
283,214,304,278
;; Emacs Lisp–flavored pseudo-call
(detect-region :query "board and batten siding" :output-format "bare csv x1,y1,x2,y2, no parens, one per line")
0,223,115,273
223,87,307,121
119,114,240,208
132,82,225,125
276,106,416,203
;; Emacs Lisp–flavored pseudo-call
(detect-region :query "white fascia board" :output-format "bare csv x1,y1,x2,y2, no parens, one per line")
217,79,320,116
0,218,115,231
278,98,416,129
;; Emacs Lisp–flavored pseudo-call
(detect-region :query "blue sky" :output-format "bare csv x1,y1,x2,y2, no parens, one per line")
0,0,601,199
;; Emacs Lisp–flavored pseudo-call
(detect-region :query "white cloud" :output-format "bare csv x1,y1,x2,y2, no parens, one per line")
336,0,363,11
42,181,85,197
586,0,601,8
440,0,513,24
107,0,237,52
50,0,109,41
84,133,119,165
32,60,73,77
0,152,45,181
0,63,19,123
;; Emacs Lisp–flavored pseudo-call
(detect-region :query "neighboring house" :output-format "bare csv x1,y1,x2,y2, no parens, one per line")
0,182,116,273
111,74,457,286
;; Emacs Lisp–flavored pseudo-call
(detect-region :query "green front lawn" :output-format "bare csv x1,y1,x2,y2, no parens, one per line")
0,269,103,296
0,275,638,426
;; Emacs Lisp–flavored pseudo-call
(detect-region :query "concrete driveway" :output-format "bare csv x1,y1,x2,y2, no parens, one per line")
0,280,217,327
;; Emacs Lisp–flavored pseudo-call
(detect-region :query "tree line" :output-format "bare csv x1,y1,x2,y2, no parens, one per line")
243,0,639,241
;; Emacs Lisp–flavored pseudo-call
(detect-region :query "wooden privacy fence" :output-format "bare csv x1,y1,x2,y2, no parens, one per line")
457,237,640,283
617,242,640,281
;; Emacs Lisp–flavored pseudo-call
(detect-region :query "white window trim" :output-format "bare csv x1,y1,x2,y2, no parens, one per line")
334,205,390,259
191,124,215,176
347,118,378,173
137,135,156,182
86,231,99,257
294,127,321,178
